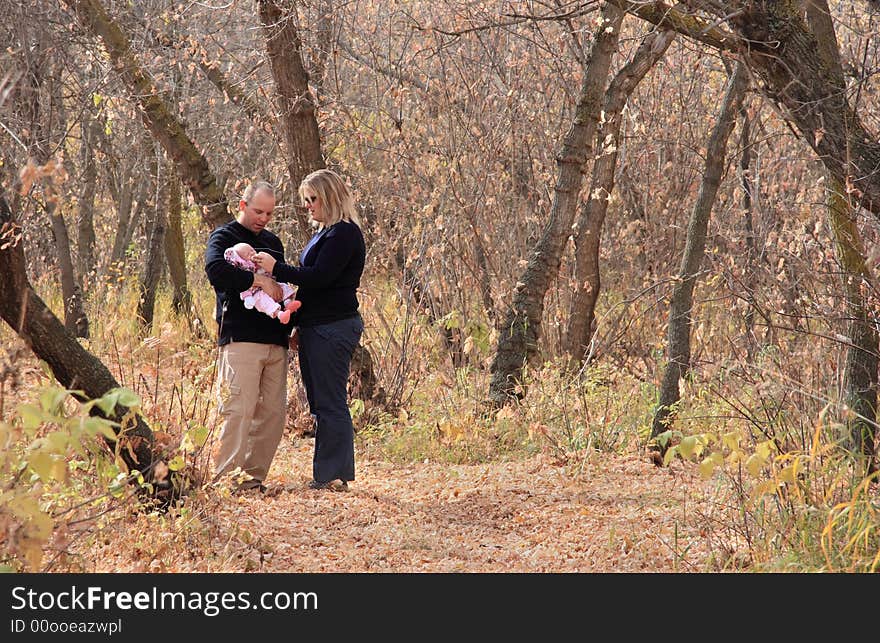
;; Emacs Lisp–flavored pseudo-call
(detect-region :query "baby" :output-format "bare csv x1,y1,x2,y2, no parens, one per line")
224,242,301,323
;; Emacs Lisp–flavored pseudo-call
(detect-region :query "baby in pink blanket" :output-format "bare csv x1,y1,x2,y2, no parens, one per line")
224,242,301,323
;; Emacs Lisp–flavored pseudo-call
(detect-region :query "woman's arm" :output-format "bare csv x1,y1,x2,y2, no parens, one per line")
254,225,358,287
252,273,283,301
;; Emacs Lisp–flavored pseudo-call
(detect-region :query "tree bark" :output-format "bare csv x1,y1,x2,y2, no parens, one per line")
163,163,197,323
77,108,98,288
136,147,166,330
258,0,324,240
109,172,145,269
828,180,878,473
806,0,878,474
488,3,624,405
738,101,758,362
565,26,676,363
20,50,90,338
650,62,749,454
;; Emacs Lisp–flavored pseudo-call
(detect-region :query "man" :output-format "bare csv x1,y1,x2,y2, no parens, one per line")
205,181,292,493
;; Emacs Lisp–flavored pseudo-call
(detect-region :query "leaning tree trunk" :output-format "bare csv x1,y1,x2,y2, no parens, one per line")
65,0,229,229
258,0,324,240
565,26,677,363
488,3,624,405
0,193,162,488
650,62,749,459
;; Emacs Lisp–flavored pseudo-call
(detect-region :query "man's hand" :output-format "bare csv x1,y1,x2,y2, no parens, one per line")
252,251,277,274
253,273,283,301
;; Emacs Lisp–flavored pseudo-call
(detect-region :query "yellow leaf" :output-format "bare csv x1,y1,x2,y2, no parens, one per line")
751,480,777,499
756,440,775,459
679,436,697,460
778,465,797,483
699,456,716,479
722,431,741,451
28,452,56,482
46,431,68,452
167,456,185,471
18,404,44,432
39,386,68,414
745,454,763,476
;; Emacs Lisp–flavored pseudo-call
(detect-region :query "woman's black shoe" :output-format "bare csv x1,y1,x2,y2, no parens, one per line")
308,480,348,491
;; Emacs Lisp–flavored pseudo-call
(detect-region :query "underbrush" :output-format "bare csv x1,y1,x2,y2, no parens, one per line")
1,280,878,573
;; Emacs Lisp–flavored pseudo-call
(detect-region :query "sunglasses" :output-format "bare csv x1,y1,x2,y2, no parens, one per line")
303,195,318,205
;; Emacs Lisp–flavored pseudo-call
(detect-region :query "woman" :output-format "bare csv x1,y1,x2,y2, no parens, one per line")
253,169,365,491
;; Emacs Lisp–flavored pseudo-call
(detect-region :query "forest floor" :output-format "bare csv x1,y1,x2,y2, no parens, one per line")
81,432,737,573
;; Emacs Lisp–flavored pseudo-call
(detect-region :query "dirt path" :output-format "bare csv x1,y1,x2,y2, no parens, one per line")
81,432,724,572
189,436,721,573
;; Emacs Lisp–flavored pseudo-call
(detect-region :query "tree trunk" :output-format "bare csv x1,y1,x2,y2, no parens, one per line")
21,50,89,338
488,3,624,405
650,62,749,455
806,0,878,474
565,26,676,363
65,0,230,229
258,0,324,240
0,193,161,487
77,109,98,288
48,200,89,338
828,181,879,474
738,101,758,362
163,163,196,321
137,148,166,330
109,173,145,268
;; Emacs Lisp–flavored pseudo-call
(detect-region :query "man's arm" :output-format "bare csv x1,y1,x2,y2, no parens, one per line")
205,228,256,293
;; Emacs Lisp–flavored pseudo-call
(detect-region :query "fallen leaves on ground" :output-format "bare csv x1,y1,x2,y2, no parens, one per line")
78,436,729,573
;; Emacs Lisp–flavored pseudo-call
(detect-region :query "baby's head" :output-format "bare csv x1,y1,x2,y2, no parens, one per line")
232,242,256,261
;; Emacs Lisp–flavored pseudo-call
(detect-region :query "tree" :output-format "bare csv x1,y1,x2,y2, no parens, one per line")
806,0,877,473
565,25,677,363
488,3,624,404
0,192,169,497
650,62,749,456
258,0,324,238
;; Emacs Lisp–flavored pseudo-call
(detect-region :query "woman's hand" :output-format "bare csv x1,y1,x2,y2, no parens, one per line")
252,252,277,274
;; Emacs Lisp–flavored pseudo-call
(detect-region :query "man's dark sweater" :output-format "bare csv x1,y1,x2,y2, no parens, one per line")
270,220,365,327
205,220,293,347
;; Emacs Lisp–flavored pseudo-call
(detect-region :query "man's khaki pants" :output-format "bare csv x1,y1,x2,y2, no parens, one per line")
214,342,287,486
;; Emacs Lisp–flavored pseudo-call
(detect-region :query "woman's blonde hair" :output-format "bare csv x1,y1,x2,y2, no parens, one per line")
298,169,360,229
